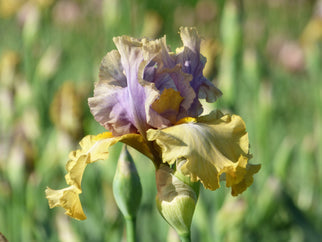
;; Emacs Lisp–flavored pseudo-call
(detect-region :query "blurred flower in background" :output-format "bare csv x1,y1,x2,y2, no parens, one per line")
301,0,322,48
0,0,23,18
267,37,305,73
141,11,163,39
50,81,83,138
52,0,82,27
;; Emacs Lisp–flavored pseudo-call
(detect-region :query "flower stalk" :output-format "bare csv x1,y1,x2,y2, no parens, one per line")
125,217,137,242
179,233,191,242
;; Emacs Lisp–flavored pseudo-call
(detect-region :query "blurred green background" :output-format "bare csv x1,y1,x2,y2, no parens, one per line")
0,0,321,241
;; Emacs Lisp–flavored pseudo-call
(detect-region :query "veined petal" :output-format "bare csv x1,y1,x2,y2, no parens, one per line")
147,110,260,195
46,132,153,220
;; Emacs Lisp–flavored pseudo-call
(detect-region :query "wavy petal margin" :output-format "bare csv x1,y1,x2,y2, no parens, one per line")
45,132,153,220
176,27,222,117
89,27,223,137
147,110,261,196
90,40,155,136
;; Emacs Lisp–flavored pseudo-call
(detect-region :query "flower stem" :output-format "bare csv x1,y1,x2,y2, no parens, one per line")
179,233,191,242
125,217,137,242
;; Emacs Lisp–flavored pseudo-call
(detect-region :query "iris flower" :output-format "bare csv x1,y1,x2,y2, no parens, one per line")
46,27,260,220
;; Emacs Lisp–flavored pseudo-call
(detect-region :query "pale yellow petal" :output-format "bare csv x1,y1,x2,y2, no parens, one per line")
147,110,260,195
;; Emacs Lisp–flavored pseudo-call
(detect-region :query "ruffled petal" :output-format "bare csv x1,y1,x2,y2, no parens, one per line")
142,37,195,108
98,50,127,87
46,132,153,220
89,36,172,137
218,154,260,195
142,37,197,121
147,110,260,195
89,28,222,136
176,27,222,116
148,64,197,121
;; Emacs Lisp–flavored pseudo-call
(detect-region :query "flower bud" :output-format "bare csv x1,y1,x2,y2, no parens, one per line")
155,163,199,238
112,145,142,219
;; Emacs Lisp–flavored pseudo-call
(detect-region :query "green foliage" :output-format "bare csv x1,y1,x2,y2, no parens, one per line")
0,0,321,241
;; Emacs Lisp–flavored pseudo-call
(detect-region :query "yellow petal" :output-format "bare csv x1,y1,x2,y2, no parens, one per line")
65,154,89,190
64,134,114,189
151,88,183,123
45,186,86,220
119,133,154,161
147,110,260,195
46,132,153,220
230,162,261,196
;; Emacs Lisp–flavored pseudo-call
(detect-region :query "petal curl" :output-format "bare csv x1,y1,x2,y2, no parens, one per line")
151,88,183,124
45,186,86,220
147,110,260,195
46,132,153,220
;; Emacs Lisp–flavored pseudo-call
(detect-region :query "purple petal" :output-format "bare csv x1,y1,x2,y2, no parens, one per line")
143,37,196,121
89,36,171,136
89,28,222,137
176,27,222,116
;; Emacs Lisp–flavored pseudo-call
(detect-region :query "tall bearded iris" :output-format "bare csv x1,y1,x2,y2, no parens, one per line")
46,27,260,220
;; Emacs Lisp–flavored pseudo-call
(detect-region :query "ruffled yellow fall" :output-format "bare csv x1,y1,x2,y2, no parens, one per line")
147,110,261,195
46,111,260,219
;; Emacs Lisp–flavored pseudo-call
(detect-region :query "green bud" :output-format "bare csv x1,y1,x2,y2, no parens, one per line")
113,145,142,219
155,164,199,239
